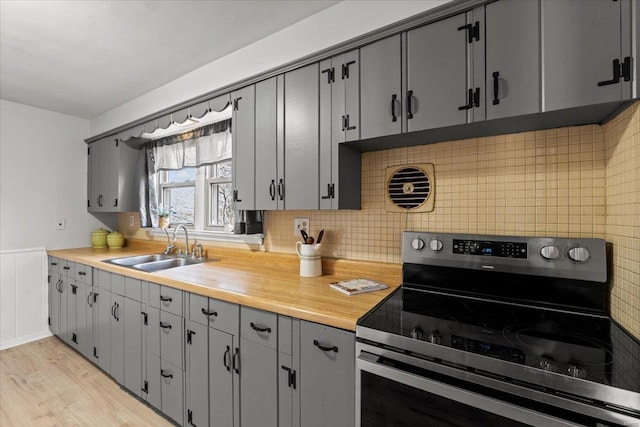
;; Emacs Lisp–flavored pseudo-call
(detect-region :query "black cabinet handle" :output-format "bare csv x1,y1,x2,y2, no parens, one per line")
141,311,148,325
458,21,480,43
223,346,231,372
87,292,93,307
473,87,480,108
160,295,172,303
342,60,356,79
269,180,276,201
187,329,196,345
161,369,173,379
78,271,86,276
63,266,70,270
597,59,621,86
281,366,297,389
391,94,398,122
345,114,356,130
233,96,243,111
492,72,500,105
407,90,414,119
250,322,272,333
321,67,334,84
321,183,332,199
115,303,120,321
459,88,474,110
51,262,58,266
159,321,172,329
111,302,117,319
232,347,240,374
71,284,77,294
277,179,284,201
313,339,338,353
201,308,218,317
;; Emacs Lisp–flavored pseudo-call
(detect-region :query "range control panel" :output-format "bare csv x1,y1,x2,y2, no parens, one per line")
402,232,607,283
452,239,527,259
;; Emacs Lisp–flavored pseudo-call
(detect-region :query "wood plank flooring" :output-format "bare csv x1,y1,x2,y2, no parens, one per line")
0,336,173,426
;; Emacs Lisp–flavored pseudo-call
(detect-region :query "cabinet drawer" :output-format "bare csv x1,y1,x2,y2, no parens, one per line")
74,263,93,285
160,359,184,426
60,260,75,277
111,273,125,296
240,306,278,349
160,311,183,369
49,257,60,276
188,293,209,326
125,277,142,301
95,269,111,291
209,298,239,335
150,283,183,316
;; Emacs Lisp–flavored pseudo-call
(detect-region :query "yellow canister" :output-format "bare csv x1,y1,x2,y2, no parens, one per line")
91,228,109,248
107,231,125,249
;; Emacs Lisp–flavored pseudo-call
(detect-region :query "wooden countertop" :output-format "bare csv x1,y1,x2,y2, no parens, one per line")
48,246,402,331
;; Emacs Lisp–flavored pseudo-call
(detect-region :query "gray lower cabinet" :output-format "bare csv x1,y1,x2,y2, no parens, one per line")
143,306,162,410
210,328,239,427
94,284,111,372
110,293,125,385
240,338,278,427
124,296,143,398
360,34,403,140
48,257,61,336
300,321,355,427
278,316,300,427
67,280,87,352
186,321,209,427
283,63,320,210
161,359,185,425
231,85,256,211
83,283,96,360
485,0,540,120
542,0,633,111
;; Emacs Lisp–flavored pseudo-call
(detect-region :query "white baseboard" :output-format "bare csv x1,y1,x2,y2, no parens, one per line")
0,330,52,351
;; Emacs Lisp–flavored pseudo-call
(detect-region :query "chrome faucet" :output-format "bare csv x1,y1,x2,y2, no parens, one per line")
163,228,176,255
173,224,189,257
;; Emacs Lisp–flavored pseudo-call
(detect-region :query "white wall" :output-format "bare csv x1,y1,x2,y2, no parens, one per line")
0,99,107,250
91,0,450,135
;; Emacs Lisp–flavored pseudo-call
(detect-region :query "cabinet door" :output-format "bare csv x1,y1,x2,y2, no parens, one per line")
543,0,628,111
240,338,278,427
407,13,468,132
59,276,68,343
110,293,125,385
87,143,100,212
300,322,355,427
124,297,143,397
186,321,209,427
101,138,120,211
360,34,403,140
319,57,334,210
485,0,540,120
94,288,111,371
232,85,256,211
161,359,184,425
343,50,360,143
160,310,184,369
255,77,281,210
49,274,60,335
284,63,320,210
83,286,95,360
67,282,78,346
145,351,162,411
210,329,239,427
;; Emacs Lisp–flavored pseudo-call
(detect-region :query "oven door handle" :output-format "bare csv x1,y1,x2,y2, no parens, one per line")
357,352,580,427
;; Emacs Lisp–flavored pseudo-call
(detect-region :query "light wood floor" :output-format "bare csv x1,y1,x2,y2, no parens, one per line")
0,336,173,426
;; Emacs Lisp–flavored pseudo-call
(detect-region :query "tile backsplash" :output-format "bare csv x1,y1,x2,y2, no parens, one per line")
120,102,639,338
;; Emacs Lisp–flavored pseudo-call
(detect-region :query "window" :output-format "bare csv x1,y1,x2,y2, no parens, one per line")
159,168,196,225
206,159,233,230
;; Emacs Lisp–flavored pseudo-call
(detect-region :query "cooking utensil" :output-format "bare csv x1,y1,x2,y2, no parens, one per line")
300,229,309,241
316,229,324,244
306,237,315,244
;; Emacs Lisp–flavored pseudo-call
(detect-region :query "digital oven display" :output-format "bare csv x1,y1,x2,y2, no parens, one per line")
452,239,527,259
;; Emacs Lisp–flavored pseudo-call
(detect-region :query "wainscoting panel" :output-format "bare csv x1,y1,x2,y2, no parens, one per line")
0,248,50,350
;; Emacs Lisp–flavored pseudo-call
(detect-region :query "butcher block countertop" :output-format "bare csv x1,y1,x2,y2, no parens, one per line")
48,243,402,331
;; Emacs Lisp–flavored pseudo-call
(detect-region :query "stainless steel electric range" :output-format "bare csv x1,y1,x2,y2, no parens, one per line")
356,232,640,426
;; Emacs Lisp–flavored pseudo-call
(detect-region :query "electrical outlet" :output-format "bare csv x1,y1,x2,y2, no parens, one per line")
55,218,66,230
294,217,310,237
129,215,135,226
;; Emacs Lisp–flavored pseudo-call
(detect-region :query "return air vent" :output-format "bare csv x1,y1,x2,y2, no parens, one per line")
385,164,435,212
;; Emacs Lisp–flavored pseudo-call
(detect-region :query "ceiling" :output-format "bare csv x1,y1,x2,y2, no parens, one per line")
0,0,339,119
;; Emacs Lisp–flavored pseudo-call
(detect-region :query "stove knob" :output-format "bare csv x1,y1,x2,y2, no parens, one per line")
427,330,442,345
568,246,590,263
410,327,423,340
411,238,425,251
429,239,444,252
539,245,560,260
567,364,587,379
538,356,557,372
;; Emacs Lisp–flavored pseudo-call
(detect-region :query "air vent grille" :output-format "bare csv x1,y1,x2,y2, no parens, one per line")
385,164,435,212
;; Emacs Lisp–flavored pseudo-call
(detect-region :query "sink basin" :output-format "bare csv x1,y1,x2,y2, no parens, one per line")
104,253,213,272
107,254,174,266
132,257,200,272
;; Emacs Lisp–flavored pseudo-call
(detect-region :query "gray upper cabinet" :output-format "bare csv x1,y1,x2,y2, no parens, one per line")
87,138,138,213
319,52,362,210
360,34,403,140
485,0,540,120
406,13,470,132
254,76,285,211
284,63,320,210
300,321,355,427
232,85,256,211
543,0,632,111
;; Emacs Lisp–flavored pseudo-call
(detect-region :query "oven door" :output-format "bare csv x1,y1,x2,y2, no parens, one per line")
356,342,634,427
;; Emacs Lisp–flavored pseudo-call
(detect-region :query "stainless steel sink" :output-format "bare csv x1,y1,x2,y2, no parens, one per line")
104,254,212,272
